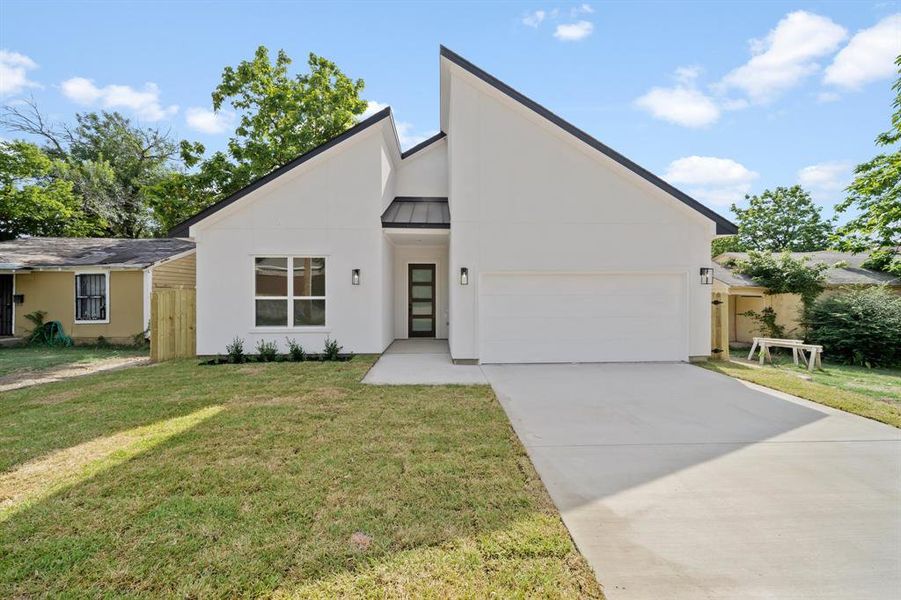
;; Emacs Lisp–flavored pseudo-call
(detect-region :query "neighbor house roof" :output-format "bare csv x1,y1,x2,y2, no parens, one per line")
438,46,738,236
0,237,195,270
381,197,450,228
713,250,901,288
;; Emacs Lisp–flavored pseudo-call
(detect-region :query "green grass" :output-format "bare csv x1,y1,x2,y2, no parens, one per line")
0,356,602,598
700,359,901,428
0,345,147,378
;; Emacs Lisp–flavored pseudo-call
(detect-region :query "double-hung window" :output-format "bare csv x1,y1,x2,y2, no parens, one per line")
75,272,108,322
254,257,326,327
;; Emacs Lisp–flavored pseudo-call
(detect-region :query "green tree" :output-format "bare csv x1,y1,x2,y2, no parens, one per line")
835,56,901,275
732,251,831,311
711,235,746,258
1,100,179,237
731,186,833,252
182,46,368,203
0,140,91,240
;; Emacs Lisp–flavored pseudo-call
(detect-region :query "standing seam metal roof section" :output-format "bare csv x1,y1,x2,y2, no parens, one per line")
381,197,450,228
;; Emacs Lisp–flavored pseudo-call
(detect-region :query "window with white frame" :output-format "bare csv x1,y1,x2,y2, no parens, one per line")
254,257,326,327
75,273,108,322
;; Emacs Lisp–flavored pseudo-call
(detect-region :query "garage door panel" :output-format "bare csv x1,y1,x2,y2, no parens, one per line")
479,273,687,363
479,293,682,319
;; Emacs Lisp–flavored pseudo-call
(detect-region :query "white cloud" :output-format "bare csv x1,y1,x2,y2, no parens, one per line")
0,50,40,96
359,100,389,120
522,10,546,28
718,11,847,103
61,77,178,121
817,91,841,103
571,3,594,16
635,66,720,127
554,21,594,41
824,14,901,90
185,107,235,134
797,161,851,202
664,156,758,206
395,122,437,150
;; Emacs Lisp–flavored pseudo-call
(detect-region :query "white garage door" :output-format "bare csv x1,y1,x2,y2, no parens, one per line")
479,273,687,363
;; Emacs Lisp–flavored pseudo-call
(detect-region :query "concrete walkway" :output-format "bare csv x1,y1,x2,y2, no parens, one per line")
483,362,901,600
362,339,487,385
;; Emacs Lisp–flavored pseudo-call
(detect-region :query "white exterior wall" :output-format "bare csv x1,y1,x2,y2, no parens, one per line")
446,66,714,361
394,140,448,198
194,127,398,355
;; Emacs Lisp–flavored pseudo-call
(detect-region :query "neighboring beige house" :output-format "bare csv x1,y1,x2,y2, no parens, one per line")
713,250,901,344
0,238,195,344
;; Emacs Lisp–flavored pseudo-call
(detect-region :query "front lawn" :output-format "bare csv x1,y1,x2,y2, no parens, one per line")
0,345,146,378
0,356,601,598
700,360,901,428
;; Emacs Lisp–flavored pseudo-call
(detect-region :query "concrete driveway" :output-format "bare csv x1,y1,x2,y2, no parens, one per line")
483,363,901,600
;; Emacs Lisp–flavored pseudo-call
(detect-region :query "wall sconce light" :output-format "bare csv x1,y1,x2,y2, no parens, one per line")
460,267,469,285
12,294,24,304
700,267,713,285
351,269,361,285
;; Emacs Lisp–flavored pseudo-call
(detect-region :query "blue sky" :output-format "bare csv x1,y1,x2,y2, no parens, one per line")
1,1,899,221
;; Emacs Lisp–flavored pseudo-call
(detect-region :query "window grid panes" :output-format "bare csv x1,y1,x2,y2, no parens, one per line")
75,273,107,321
254,257,326,327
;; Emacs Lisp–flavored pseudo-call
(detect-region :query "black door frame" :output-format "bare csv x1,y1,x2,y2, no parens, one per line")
0,274,13,337
408,263,436,338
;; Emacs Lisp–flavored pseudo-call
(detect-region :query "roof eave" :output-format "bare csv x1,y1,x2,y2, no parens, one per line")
168,107,394,237
438,46,737,236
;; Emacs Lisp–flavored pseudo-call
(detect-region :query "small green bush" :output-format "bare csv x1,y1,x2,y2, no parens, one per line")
323,337,342,361
807,286,901,367
226,336,246,364
286,337,305,362
256,339,278,362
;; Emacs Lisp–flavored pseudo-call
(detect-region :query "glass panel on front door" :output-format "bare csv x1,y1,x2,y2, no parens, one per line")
408,265,436,338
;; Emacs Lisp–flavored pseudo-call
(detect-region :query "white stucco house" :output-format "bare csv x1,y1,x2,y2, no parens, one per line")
170,47,736,364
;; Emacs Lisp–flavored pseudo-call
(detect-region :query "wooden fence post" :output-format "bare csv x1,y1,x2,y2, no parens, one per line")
710,292,730,361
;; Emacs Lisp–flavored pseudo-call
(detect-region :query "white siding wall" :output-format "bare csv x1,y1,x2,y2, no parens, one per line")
446,67,714,361
394,140,448,198
194,128,397,355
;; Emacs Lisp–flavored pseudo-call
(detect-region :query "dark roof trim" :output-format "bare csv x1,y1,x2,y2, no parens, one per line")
168,107,393,237
439,46,738,235
401,131,447,159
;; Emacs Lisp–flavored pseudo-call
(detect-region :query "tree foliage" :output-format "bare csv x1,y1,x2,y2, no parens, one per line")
0,140,91,240
711,235,746,258
731,186,833,252
731,250,830,309
808,286,901,367
835,55,901,275
178,46,368,215
1,101,179,237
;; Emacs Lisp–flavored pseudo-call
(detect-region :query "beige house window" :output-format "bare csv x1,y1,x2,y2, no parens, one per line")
75,272,108,323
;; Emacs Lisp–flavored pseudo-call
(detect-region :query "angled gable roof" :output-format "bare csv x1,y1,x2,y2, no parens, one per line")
439,46,737,235
168,107,394,237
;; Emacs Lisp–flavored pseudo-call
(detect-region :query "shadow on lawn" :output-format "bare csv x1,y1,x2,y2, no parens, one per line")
0,360,599,597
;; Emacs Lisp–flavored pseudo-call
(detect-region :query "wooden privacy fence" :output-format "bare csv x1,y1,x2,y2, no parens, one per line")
710,291,730,361
150,289,196,361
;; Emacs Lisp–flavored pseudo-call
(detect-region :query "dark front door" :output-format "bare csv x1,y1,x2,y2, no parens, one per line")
408,264,436,338
0,275,12,336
